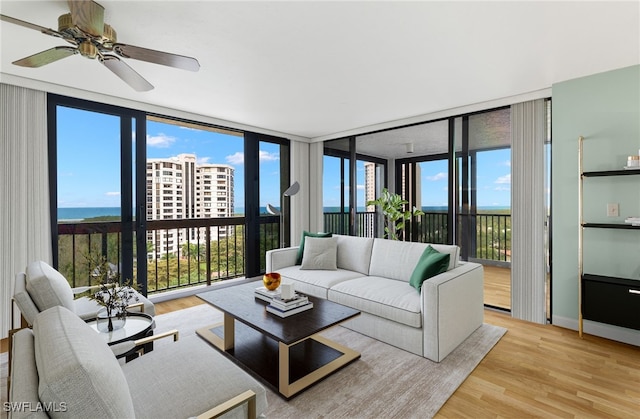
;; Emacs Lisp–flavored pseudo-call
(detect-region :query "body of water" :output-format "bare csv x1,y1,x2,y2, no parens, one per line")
59,205,511,221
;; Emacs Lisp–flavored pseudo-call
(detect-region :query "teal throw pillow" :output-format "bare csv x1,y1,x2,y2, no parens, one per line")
409,245,450,292
296,231,333,265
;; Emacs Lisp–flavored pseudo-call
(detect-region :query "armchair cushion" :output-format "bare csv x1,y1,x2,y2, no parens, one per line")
25,260,74,313
34,306,135,418
13,272,41,326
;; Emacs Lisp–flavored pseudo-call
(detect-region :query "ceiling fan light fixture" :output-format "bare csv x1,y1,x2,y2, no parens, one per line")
79,40,97,59
58,13,73,32
102,23,117,45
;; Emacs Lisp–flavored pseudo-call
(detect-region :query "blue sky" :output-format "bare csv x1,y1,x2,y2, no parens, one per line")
57,106,514,210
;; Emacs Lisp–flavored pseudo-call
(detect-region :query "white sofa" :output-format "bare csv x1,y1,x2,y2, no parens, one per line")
9,306,267,419
266,234,484,362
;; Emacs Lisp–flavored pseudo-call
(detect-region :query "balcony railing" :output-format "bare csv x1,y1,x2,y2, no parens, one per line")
57,216,279,294
323,211,378,237
323,211,511,263
57,211,510,295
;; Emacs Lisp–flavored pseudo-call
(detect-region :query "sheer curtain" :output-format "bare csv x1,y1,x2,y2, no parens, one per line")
0,84,52,337
511,99,547,323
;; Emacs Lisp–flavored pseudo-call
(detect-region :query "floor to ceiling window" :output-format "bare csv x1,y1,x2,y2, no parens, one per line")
323,100,551,315
455,108,512,310
323,137,386,237
50,95,145,292
258,137,290,270
49,95,289,295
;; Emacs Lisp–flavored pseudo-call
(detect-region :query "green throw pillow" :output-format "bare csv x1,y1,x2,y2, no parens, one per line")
409,245,450,292
296,231,333,265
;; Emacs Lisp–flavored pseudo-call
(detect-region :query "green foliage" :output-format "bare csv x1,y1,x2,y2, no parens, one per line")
367,188,424,240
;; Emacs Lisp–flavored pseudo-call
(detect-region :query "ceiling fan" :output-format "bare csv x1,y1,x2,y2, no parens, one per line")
0,0,200,91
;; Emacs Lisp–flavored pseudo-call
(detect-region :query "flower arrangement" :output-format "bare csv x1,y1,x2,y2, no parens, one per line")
87,255,139,332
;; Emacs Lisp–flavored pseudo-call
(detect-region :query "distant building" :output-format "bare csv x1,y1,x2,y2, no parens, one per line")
364,162,376,212
145,153,234,258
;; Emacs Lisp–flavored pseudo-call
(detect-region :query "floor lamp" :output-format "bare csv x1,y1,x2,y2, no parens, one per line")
267,181,300,248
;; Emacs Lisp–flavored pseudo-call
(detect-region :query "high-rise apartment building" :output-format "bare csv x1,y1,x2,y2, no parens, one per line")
146,153,234,258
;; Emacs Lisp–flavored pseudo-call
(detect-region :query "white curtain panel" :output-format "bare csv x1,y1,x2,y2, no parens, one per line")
290,140,310,245
510,99,547,324
0,84,52,337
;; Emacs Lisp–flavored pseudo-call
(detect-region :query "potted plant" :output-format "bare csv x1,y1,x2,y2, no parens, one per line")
367,188,424,240
87,255,139,332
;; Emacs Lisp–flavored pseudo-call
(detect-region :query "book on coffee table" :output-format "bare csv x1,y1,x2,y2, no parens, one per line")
271,294,309,310
254,286,281,303
266,301,314,317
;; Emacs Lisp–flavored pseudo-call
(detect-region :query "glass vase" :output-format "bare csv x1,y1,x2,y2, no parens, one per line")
96,307,127,333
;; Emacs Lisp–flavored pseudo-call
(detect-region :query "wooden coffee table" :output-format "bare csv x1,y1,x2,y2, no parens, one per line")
196,281,361,399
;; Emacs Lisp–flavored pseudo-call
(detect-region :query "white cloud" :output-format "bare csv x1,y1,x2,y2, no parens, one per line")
225,150,279,165
147,133,176,148
226,152,244,165
105,191,120,196
495,174,511,184
197,156,211,165
426,172,447,181
259,150,279,162
501,160,511,167
494,186,510,191
357,184,365,190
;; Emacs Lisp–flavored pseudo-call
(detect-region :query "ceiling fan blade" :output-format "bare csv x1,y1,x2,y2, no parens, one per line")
113,44,200,72
67,0,104,37
0,14,67,39
101,55,154,92
13,46,78,68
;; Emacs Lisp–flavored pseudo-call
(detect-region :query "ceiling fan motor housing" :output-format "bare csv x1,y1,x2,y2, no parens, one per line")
57,12,117,59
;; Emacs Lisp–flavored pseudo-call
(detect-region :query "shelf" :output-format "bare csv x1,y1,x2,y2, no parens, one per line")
582,169,640,177
582,223,640,230
582,273,640,285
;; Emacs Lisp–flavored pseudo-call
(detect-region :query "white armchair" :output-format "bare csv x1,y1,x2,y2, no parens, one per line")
12,260,155,327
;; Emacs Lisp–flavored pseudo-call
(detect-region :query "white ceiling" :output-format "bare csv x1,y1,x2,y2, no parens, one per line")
1,1,638,142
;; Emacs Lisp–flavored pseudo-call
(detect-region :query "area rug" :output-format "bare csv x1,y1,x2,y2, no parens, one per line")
1,304,506,419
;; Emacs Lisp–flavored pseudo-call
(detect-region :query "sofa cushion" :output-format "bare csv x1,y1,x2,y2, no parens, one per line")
409,245,451,291
335,235,375,275
123,335,268,419
369,239,459,282
278,265,365,299
328,276,422,328
296,231,333,265
25,260,74,313
301,236,338,270
33,306,135,419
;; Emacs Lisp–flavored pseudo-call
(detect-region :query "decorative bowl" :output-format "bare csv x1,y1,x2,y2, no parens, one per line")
263,272,282,291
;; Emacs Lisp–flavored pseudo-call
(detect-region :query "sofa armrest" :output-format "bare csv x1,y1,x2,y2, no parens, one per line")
196,390,256,419
421,262,484,362
266,247,299,272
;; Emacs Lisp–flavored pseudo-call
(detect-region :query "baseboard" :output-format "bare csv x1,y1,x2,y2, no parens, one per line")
552,315,640,346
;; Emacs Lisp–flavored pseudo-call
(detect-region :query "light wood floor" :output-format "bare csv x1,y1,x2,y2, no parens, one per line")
483,265,512,310
153,296,640,418
4,295,638,417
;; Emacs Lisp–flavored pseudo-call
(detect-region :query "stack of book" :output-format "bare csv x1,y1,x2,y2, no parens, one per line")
266,293,313,318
